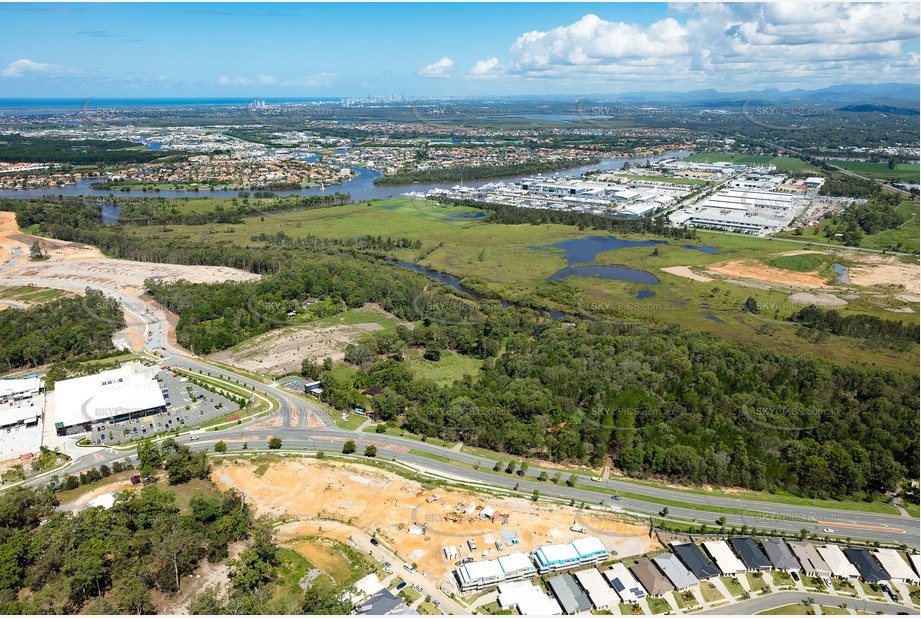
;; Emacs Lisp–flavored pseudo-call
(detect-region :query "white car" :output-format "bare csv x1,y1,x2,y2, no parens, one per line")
822,528,834,533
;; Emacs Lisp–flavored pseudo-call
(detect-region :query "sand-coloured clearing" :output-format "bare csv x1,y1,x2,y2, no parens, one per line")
847,260,920,295
212,458,657,583
660,265,713,282
209,305,407,375
708,259,828,288
788,292,848,307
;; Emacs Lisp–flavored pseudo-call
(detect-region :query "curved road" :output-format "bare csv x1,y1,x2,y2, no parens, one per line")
6,270,919,550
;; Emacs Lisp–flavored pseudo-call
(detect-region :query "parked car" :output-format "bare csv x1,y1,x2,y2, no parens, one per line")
403,563,414,573
130,475,142,485
790,571,800,582
383,567,393,574
370,537,379,546
395,582,407,591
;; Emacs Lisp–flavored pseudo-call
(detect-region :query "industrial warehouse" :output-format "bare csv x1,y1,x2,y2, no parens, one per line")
53,362,166,435
669,187,804,234
0,375,44,460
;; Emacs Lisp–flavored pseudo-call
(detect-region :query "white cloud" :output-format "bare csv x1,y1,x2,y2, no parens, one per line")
1,58,69,78
217,75,252,86
467,57,503,80
471,4,919,89
418,56,454,78
281,72,337,88
217,74,279,86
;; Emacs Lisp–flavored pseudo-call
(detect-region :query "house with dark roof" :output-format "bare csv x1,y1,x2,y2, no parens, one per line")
729,537,772,571
671,543,720,579
630,559,675,597
843,548,890,584
546,573,591,615
761,538,800,572
355,589,416,615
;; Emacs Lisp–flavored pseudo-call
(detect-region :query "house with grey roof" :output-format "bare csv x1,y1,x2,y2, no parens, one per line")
653,553,699,591
546,573,592,615
761,538,800,572
729,537,772,571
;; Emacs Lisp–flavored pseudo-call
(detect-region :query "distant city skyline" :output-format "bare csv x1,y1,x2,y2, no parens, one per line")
0,2,918,98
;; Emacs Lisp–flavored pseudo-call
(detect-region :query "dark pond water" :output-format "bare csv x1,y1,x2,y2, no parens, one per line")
636,289,656,300
546,265,660,285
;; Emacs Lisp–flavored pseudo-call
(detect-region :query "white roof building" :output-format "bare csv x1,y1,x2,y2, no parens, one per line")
53,362,166,434
533,536,608,573
909,555,921,579
604,562,646,603
497,581,562,616
574,568,620,611
873,549,919,584
702,541,747,575
0,377,41,404
818,545,861,579
498,552,536,580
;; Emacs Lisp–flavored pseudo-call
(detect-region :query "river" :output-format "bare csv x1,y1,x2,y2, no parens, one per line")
0,150,693,223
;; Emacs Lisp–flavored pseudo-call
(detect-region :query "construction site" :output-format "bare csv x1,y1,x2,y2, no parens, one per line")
211,457,657,588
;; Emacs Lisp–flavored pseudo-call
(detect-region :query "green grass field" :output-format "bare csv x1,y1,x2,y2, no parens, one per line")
686,153,820,173
829,160,921,182
404,349,484,386
124,198,919,372
0,285,71,304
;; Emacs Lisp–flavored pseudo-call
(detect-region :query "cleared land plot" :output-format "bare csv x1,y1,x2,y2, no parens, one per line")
685,153,820,173
211,457,657,585
209,305,407,375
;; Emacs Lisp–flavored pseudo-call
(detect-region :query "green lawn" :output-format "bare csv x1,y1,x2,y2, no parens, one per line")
747,572,769,592
404,349,484,386
619,603,645,615
700,580,725,603
721,576,746,597
0,285,71,303
646,597,671,614
335,412,369,431
828,160,921,183
819,606,851,615
831,578,856,594
672,589,699,610
764,253,833,273
757,603,814,615
685,153,820,173
772,571,794,587
857,581,884,600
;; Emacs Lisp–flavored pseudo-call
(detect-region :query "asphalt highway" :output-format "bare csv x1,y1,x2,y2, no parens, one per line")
7,274,919,550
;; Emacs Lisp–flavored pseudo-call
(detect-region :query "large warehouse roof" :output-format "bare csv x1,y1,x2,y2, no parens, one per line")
54,363,165,430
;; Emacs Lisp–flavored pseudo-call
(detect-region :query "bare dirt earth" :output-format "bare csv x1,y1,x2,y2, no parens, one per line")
708,259,829,288
847,256,920,295
212,458,657,584
0,212,259,352
660,265,713,282
209,306,408,375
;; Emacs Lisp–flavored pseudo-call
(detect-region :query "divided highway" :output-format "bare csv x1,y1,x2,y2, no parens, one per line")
6,271,918,551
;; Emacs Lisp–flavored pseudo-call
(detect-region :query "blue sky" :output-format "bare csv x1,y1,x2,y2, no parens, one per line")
0,2,917,97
